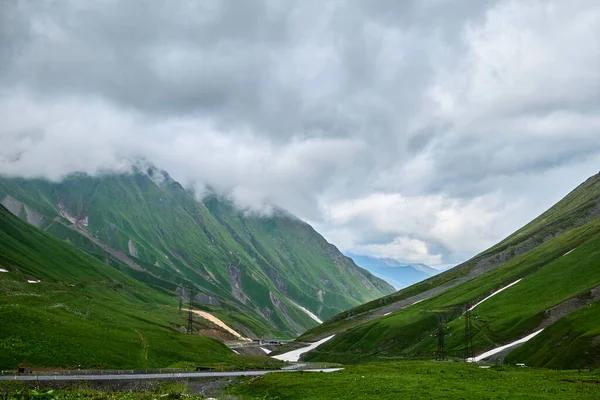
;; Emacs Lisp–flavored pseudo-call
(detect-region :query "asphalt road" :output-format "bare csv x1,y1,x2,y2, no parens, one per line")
0,368,343,381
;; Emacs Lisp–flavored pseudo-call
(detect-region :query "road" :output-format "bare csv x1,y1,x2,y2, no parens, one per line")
0,368,343,381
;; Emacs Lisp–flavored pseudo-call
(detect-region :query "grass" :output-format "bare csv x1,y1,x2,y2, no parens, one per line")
228,360,600,399
302,173,600,342
296,173,600,369
507,300,600,369
0,170,394,339
0,381,205,399
303,219,600,366
0,204,277,370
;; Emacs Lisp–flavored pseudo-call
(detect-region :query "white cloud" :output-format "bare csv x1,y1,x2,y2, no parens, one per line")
1,0,600,266
355,237,442,266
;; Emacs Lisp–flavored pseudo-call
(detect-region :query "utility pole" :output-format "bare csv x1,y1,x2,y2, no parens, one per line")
436,316,447,361
464,302,474,362
187,286,194,335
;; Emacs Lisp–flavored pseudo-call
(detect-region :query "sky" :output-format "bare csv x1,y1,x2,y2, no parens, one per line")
1,0,599,268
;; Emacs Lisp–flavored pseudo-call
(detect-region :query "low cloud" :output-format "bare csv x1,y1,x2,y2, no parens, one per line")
1,0,599,266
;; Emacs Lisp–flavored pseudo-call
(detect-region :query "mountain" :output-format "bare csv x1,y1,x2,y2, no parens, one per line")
348,254,439,289
0,168,394,341
0,203,237,369
290,172,600,369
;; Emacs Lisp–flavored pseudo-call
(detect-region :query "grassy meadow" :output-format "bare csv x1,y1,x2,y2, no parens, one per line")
228,361,600,400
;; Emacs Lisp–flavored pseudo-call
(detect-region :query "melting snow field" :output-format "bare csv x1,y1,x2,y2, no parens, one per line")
289,299,323,324
468,279,522,311
272,335,336,362
469,329,544,362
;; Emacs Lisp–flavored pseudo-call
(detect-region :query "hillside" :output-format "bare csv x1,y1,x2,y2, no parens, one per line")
0,169,394,339
290,172,600,369
348,254,439,289
0,203,241,369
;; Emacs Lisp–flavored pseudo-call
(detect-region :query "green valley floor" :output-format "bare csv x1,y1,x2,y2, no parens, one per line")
2,361,600,399
228,361,600,400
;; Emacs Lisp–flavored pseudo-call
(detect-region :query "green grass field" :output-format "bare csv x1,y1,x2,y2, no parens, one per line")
0,381,205,399
228,361,600,399
0,204,282,370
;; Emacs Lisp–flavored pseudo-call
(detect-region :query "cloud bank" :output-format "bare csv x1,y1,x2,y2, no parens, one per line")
1,0,599,267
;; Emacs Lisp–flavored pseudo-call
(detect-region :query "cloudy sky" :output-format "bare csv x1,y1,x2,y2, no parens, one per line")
1,0,599,268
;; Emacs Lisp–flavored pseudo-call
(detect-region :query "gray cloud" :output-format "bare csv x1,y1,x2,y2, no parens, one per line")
1,0,599,266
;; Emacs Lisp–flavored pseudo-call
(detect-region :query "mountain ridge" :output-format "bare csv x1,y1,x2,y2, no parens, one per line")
289,172,600,369
0,168,394,340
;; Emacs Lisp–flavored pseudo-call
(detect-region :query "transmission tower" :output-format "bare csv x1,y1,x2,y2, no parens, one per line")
187,286,194,335
463,302,474,361
436,316,447,361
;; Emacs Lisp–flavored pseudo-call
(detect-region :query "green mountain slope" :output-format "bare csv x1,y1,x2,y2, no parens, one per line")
292,172,600,369
0,204,238,369
0,169,393,339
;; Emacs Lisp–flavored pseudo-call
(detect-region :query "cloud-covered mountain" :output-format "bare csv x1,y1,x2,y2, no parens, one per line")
1,1,599,269
0,169,394,338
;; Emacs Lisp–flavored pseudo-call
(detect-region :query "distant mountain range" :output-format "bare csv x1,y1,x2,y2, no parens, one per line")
347,254,439,289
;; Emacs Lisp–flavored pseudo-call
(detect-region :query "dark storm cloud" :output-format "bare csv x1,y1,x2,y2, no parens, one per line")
1,0,599,266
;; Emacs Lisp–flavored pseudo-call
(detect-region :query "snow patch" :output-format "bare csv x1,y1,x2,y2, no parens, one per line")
469,329,544,362
128,239,138,257
468,279,522,311
260,347,272,354
288,299,323,324
27,279,41,284
0,268,8,273
273,335,335,362
383,312,392,316
562,248,576,257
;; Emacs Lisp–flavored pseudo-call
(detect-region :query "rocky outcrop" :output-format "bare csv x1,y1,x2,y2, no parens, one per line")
1,195,23,216
229,265,249,304
540,285,600,328
58,200,88,228
270,292,304,335
24,205,44,227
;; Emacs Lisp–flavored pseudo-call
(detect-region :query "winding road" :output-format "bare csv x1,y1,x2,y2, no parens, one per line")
0,368,342,381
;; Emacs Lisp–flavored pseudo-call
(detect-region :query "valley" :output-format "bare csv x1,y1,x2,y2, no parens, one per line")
285,172,600,370
0,169,393,367
2,171,600,399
